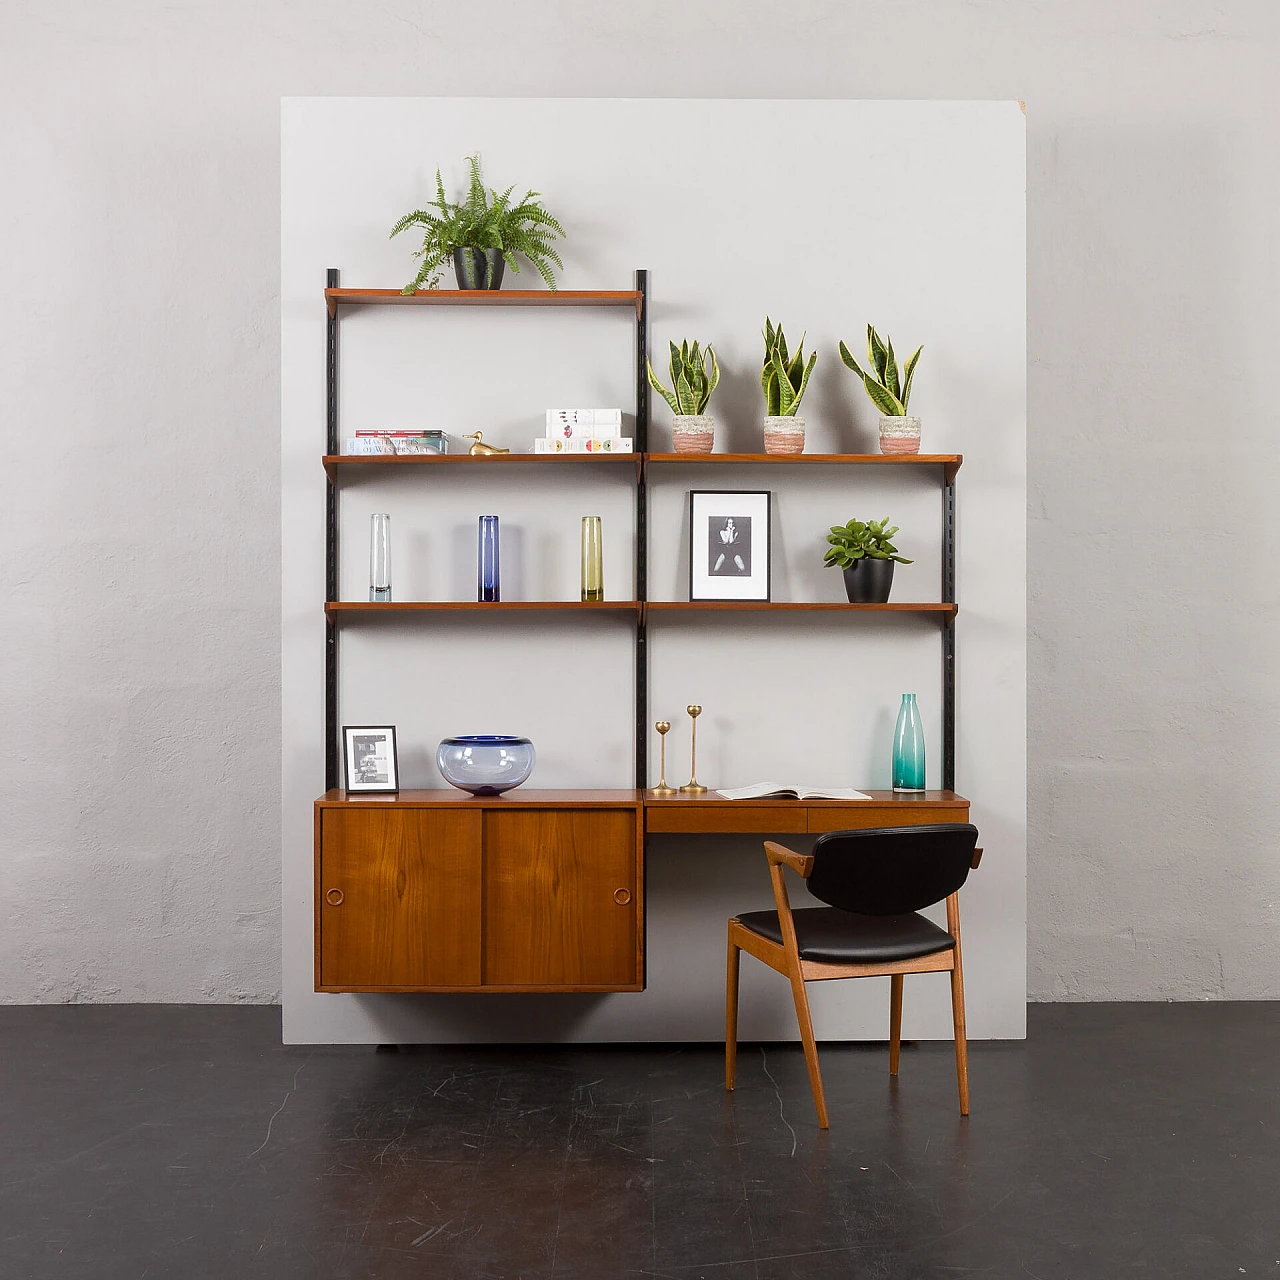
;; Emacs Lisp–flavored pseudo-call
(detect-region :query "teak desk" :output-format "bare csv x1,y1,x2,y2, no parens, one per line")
314,789,969,994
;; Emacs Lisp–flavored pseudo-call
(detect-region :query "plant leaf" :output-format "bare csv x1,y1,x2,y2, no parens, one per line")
646,362,680,416
838,340,866,379
883,338,899,402
900,345,923,409
772,351,795,414
704,346,720,403
868,325,889,383
789,350,817,414
675,372,697,416
862,376,906,417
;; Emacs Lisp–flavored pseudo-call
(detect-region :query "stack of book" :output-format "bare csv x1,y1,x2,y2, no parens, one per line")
534,410,632,454
342,431,448,456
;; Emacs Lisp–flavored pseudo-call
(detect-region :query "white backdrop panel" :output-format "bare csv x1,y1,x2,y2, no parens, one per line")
282,97,1026,1044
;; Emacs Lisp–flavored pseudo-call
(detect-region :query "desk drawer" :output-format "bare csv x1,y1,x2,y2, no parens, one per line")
806,805,969,833
646,805,806,834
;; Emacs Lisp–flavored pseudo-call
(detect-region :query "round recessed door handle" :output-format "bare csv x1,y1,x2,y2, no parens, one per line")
325,888,345,907
613,888,632,906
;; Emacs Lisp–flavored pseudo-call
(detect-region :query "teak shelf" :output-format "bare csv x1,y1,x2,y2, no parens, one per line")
647,452,963,484
322,452,640,480
646,601,957,621
325,601,642,619
324,286,644,318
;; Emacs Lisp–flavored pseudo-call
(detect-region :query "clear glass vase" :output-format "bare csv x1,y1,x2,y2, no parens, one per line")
892,693,926,792
581,516,603,602
477,515,500,602
369,513,391,602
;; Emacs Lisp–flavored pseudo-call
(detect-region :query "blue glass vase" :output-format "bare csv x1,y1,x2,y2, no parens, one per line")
437,735,535,794
892,693,926,793
477,515,500,602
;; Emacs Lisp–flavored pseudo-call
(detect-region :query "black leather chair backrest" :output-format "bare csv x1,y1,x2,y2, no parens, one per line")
806,824,979,916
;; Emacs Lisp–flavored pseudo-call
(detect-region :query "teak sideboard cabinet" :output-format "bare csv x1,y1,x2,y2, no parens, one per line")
315,791,644,993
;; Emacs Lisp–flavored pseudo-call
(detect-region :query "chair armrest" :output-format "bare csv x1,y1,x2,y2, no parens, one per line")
971,847,983,869
765,841,814,878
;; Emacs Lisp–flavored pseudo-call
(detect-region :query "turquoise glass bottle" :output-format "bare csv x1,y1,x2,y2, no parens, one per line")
892,693,926,792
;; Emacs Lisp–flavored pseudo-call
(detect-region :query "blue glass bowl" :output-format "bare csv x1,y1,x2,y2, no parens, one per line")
436,735,536,795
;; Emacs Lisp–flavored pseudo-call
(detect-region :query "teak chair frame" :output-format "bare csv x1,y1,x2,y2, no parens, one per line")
725,839,983,1129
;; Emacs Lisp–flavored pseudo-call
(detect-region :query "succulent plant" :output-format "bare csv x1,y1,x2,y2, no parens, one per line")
823,517,913,569
761,318,817,417
839,325,923,417
390,154,566,293
647,340,720,416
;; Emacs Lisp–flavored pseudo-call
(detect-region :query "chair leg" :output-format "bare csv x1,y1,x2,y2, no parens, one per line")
889,974,903,1076
788,972,829,1129
725,931,741,1092
950,958,970,1116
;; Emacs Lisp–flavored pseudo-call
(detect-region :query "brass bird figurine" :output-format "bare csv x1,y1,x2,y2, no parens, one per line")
465,431,510,456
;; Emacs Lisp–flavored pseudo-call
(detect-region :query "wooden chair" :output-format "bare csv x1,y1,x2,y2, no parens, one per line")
725,823,982,1128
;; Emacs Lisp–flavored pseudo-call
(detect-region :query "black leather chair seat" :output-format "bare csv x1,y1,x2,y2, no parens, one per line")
735,907,955,964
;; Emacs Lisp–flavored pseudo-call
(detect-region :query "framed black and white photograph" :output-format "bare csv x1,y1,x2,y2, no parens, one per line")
343,725,399,793
688,490,772,602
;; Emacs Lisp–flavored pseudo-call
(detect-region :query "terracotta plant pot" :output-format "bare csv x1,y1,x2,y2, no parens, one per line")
672,415,715,454
879,415,921,455
763,416,805,456
843,558,895,603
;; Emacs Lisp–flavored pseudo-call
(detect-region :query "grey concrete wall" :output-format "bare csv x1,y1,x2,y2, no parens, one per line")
2,1,1277,1003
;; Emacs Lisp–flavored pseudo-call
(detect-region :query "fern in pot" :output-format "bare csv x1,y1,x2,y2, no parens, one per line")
648,340,720,453
839,325,923,454
823,517,912,603
390,154,565,293
761,318,817,455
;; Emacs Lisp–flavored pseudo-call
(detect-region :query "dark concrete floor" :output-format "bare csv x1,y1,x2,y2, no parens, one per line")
0,1004,1276,1279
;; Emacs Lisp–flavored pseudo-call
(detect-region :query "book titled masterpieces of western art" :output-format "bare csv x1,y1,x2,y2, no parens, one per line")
715,784,872,801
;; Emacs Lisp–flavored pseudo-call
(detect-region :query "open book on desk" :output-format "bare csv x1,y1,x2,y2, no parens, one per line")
715,783,872,801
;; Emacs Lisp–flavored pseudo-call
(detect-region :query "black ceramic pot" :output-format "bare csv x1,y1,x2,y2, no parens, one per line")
843,557,895,603
453,247,506,290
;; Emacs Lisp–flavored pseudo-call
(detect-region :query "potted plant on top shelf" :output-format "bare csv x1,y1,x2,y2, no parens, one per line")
648,340,720,453
390,154,566,293
761,318,817,455
838,325,924,454
823,516,913,602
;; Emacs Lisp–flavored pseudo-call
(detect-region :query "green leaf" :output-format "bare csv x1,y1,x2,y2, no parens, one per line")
647,362,680,415
838,339,866,379
772,350,795,414
776,325,789,367
669,340,683,388
704,346,720,403
763,367,780,415
900,345,923,409
883,338,899,402
862,376,906,417
675,372,698,416
789,350,817,414
868,325,889,383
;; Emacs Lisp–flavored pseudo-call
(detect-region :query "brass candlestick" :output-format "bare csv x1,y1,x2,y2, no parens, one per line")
651,721,676,796
679,705,708,795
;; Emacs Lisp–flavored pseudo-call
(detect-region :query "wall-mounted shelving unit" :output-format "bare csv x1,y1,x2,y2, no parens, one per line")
319,270,963,995
323,269,961,792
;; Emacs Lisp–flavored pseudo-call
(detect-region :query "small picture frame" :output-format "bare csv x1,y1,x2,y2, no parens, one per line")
689,490,772,602
343,726,399,793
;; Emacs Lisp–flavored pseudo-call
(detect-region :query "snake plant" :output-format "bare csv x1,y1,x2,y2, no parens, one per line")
838,325,923,417
647,340,720,416
761,318,817,416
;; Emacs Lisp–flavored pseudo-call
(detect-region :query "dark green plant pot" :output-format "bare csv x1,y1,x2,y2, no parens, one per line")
453,247,505,290
843,558,895,603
